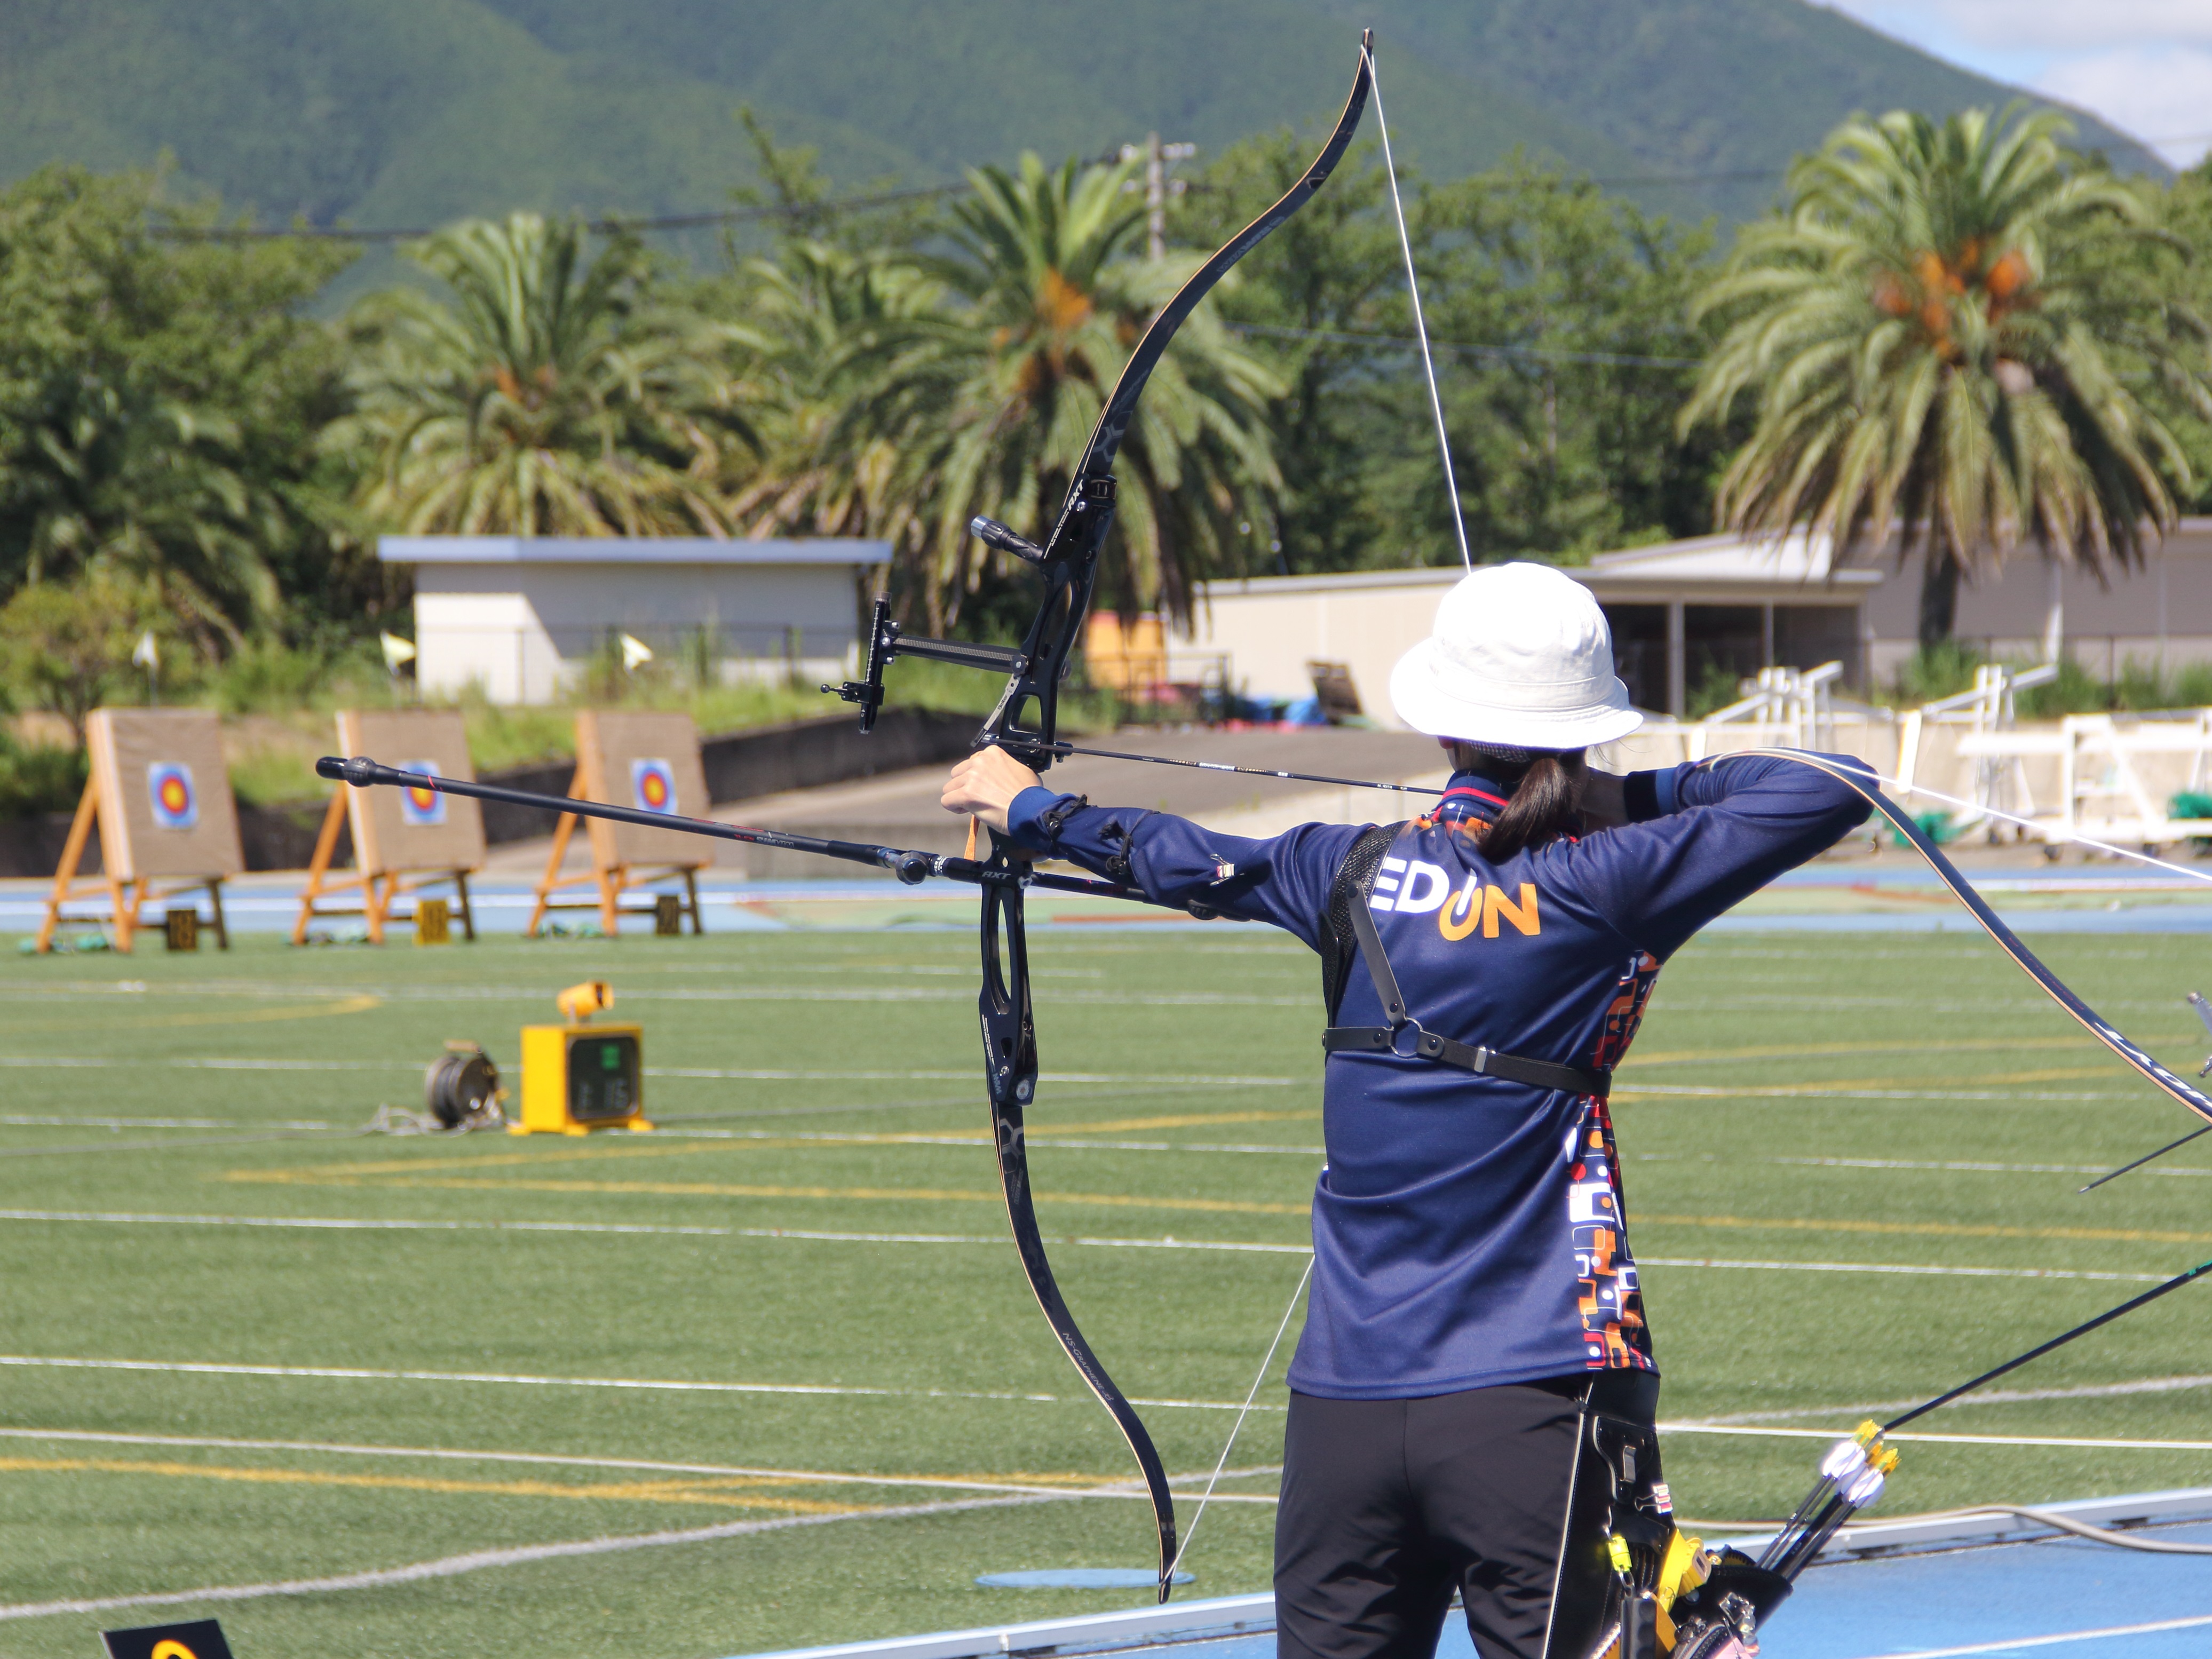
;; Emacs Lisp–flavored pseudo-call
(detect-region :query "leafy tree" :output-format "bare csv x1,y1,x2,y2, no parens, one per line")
336,213,755,537
1681,107,2212,648
2151,157,2212,511
0,166,359,647
0,576,172,742
1187,138,1717,575
724,238,942,551
1418,160,1718,561
822,154,1284,633
1178,132,1404,574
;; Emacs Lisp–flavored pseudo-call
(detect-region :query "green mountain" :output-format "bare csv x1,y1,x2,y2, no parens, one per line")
1,0,2164,254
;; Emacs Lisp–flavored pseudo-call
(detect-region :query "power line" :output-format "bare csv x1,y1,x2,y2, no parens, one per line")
145,122,2211,248
1229,320,1702,369
149,181,969,243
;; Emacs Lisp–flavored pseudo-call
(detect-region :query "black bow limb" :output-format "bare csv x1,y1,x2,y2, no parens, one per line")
819,32,1377,1601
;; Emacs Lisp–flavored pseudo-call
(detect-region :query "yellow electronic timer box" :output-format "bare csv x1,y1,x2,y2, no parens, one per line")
513,980,652,1135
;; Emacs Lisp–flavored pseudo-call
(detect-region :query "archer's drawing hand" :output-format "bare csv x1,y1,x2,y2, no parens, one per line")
941,747,1042,834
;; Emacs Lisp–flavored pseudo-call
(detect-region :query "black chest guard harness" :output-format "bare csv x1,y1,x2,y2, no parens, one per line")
1319,821,1613,1099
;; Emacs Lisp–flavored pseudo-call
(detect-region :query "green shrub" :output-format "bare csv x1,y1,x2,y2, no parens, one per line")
0,737,87,816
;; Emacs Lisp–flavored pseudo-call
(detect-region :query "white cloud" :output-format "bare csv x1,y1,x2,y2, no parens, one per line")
2035,46,2212,168
1817,2,2212,166
1825,2,2212,52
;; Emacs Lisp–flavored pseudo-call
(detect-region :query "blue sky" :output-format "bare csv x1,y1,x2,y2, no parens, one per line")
1821,1,2212,168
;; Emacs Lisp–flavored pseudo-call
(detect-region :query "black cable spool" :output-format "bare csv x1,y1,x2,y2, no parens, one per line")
425,1044,501,1129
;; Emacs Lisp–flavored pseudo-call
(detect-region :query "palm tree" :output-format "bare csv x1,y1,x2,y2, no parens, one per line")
336,213,754,537
1681,107,2212,648
726,239,942,553
822,154,1283,632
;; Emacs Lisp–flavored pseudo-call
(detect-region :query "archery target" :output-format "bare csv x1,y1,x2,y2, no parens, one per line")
575,711,711,869
147,764,198,830
335,710,484,875
86,709,243,881
398,760,447,827
631,758,678,815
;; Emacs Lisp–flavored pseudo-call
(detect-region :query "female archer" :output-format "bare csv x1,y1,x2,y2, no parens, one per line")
942,561,1870,1659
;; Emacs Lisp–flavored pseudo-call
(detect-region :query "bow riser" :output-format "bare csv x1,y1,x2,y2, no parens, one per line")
980,541,1107,771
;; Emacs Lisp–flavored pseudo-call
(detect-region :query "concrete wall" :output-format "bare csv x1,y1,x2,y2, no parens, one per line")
414,561,870,704
1851,523,2212,685
1184,570,1463,727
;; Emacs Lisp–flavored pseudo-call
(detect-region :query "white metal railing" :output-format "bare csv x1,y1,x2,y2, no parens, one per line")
1896,662,2059,834
1626,662,1893,765
1948,709,2212,850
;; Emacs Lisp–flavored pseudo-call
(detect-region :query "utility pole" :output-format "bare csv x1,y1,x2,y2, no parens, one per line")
1119,132,1196,259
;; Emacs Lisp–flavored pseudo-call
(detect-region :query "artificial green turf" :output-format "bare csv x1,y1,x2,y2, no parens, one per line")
0,925,2209,1658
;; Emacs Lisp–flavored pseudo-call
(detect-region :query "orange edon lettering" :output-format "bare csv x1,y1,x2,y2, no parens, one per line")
1438,878,1540,941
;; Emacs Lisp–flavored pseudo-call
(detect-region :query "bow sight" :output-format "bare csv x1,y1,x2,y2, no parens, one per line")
828,490,1115,767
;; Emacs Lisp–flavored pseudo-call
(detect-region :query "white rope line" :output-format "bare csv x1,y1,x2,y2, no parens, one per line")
1168,1256,1313,1577
1361,41,1471,571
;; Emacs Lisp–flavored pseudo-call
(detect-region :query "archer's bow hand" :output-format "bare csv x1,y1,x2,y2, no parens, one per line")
942,748,1042,834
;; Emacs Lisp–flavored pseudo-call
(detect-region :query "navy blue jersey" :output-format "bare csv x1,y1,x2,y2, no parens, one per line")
1005,751,1871,1399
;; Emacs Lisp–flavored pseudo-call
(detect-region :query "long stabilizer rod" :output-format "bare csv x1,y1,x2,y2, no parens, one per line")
313,755,1178,911
1883,1252,2212,1434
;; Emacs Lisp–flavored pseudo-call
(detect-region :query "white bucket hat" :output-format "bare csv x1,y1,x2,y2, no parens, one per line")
1388,562,1642,749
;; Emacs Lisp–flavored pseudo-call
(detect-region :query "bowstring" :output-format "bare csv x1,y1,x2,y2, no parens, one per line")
1362,39,1472,573
1167,1255,1313,1578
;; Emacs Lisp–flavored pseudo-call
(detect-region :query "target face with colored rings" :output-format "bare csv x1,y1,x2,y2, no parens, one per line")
631,758,677,814
147,763,199,830
397,759,446,826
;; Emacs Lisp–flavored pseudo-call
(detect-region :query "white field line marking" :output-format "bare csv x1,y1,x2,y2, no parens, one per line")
0,982,1315,1008
0,1057,1297,1086
1658,1423,2212,1451
647,1129,1323,1154
1619,1085,2137,1102
0,1123,336,1141
0,1211,1316,1252
1851,1613,2212,1659
0,1215,2163,1284
1635,1153,2212,1181
0,1428,1281,1503
651,1069,1300,1085
1637,1257,2165,1283
0,1493,1058,1623
0,1355,1282,1412
1697,1375,2212,1425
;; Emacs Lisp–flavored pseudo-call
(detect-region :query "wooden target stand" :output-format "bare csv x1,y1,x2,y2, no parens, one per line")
527,711,710,938
292,710,484,945
37,709,239,954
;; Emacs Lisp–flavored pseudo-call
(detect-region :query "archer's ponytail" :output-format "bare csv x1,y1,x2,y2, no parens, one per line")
1444,743,1587,860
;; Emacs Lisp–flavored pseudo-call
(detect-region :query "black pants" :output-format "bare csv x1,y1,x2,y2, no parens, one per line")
1274,1374,1657,1659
